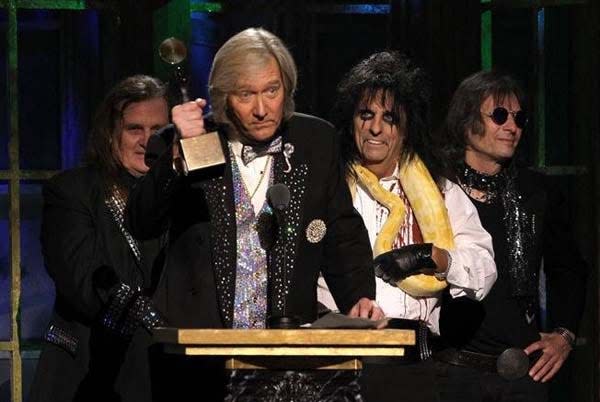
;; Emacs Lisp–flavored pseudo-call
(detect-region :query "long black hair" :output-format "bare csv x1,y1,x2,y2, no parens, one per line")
331,51,439,180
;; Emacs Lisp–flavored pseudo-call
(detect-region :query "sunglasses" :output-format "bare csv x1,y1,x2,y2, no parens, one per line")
483,107,528,129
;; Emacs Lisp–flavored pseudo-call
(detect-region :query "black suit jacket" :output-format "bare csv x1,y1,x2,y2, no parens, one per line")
29,167,162,402
126,113,375,328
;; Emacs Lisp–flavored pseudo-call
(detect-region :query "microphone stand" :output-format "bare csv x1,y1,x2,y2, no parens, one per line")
266,185,300,329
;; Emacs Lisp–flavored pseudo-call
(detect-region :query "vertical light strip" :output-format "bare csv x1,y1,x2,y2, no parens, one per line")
536,8,546,168
481,0,492,70
7,0,23,401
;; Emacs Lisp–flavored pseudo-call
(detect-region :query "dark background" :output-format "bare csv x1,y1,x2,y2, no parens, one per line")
0,0,598,401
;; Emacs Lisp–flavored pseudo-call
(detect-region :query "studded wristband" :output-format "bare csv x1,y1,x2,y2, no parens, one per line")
101,282,136,333
126,294,168,334
44,324,79,355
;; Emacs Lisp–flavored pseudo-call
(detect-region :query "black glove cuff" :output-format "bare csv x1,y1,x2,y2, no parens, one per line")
412,243,436,270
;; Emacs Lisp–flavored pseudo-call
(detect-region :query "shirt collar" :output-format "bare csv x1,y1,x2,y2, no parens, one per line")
229,139,243,158
379,163,400,182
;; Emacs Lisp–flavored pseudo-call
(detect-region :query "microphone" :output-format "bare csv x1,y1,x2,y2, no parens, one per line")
266,184,299,329
267,183,290,212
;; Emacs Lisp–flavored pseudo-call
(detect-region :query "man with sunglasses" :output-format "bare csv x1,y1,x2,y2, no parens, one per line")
433,70,588,402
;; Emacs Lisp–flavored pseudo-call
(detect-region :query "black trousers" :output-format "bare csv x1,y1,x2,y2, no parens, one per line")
433,360,547,402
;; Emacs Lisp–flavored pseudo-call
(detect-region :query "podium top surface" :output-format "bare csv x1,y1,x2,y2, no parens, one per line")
154,327,415,346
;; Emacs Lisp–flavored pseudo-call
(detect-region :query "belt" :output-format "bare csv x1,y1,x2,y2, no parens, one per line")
434,347,530,380
435,348,497,372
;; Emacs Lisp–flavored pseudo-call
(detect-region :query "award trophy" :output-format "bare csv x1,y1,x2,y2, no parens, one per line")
159,37,225,174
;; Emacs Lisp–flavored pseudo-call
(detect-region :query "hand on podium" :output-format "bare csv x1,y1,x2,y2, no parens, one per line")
348,297,386,326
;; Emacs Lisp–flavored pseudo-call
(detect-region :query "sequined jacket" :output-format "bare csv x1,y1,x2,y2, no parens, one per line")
127,113,375,329
29,167,163,402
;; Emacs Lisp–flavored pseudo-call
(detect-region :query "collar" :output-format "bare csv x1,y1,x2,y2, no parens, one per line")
379,163,401,182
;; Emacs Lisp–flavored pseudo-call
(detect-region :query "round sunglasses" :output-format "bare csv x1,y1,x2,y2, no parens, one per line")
483,107,528,129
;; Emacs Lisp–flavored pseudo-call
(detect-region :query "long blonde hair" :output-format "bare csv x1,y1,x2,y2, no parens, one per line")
208,28,297,129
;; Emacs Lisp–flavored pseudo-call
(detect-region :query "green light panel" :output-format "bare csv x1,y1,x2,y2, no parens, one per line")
481,0,492,70
190,1,222,13
12,0,87,10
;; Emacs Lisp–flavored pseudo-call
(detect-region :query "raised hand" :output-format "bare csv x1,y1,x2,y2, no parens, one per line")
172,98,207,139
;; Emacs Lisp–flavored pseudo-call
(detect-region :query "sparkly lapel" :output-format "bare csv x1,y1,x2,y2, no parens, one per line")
268,138,308,317
104,186,142,267
197,137,238,328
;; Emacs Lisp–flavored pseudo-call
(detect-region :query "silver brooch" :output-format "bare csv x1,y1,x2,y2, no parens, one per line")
283,143,294,173
306,219,326,243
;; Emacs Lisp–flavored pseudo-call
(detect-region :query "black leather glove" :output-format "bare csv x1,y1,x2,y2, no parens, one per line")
373,243,436,285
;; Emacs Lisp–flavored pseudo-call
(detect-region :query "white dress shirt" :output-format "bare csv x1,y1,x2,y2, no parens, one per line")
229,140,273,214
317,165,497,334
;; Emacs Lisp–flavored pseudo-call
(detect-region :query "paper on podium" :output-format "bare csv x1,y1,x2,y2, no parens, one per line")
309,312,389,329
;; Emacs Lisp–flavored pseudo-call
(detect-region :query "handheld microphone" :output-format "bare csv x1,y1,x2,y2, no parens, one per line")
266,183,290,212
266,184,299,329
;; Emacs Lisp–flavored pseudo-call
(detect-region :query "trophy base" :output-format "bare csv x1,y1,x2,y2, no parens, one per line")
179,131,226,174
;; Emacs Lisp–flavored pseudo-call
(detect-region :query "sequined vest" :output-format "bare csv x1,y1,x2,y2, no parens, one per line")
230,153,273,329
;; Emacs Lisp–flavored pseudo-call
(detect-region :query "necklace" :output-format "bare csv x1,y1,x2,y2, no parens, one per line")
248,155,272,199
459,163,507,204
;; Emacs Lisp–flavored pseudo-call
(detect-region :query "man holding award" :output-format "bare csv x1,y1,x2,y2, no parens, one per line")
126,28,382,400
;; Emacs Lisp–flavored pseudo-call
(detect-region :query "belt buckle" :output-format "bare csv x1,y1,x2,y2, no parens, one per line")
496,348,529,380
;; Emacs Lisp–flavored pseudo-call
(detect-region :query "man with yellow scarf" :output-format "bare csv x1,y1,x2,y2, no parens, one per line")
317,52,497,402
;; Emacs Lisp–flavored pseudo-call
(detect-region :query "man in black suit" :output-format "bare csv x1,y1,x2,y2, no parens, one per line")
126,28,382,400
29,75,169,402
433,71,588,402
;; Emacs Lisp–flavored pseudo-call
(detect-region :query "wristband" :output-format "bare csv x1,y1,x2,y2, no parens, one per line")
553,327,576,348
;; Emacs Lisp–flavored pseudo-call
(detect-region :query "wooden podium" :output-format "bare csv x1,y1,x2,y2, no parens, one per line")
154,328,414,370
